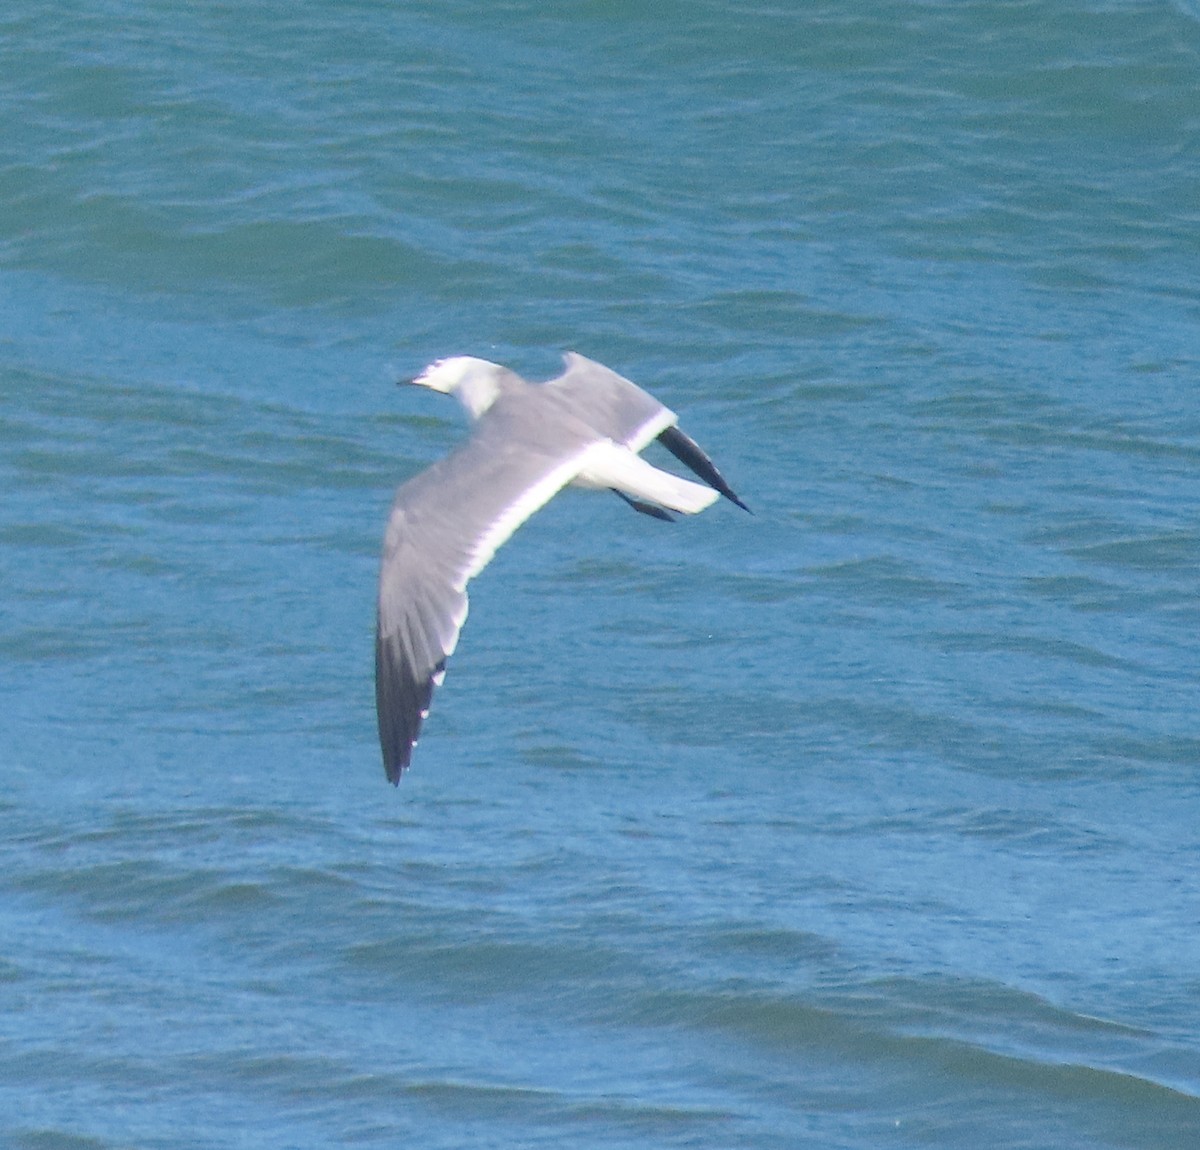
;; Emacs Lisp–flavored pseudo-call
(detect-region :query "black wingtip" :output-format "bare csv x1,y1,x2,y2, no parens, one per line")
384,749,409,785
382,738,412,785
377,630,444,786
721,487,753,514
656,425,750,513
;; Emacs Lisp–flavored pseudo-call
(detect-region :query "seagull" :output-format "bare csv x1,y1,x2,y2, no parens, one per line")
376,353,749,783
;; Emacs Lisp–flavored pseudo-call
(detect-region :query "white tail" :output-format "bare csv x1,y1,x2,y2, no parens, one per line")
573,441,719,514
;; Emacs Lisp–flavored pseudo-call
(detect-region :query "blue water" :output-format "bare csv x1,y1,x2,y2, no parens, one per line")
2,2,1200,1146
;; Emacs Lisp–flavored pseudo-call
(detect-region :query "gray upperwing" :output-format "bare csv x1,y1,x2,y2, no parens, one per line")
550,353,750,514
547,352,677,450
376,397,601,782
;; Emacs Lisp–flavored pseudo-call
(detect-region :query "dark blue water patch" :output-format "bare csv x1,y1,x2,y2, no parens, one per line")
617,976,1200,1134
10,1130,117,1150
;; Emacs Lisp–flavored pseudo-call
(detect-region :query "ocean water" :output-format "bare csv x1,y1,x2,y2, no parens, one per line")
2,1,1199,1146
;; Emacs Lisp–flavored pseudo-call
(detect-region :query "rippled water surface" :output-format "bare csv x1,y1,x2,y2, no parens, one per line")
2,2,1199,1147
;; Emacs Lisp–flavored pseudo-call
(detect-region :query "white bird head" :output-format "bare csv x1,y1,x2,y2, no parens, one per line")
409,356,508,420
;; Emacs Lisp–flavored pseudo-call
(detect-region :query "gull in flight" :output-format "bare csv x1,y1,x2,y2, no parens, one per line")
376,353,749,783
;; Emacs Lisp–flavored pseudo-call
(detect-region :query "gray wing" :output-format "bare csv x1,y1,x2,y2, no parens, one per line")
549,353,750,514
548,352,677,450
376,403,601,782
